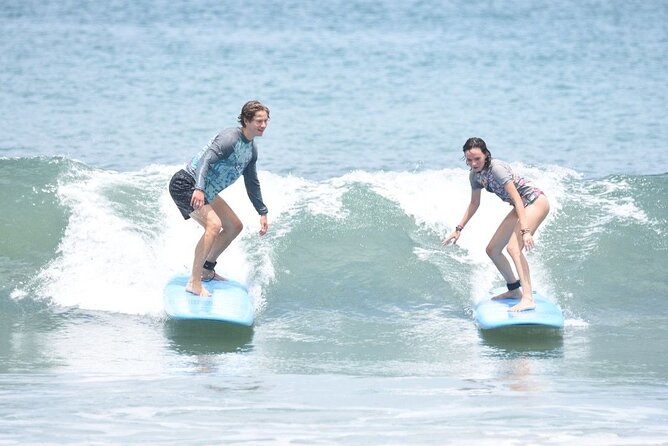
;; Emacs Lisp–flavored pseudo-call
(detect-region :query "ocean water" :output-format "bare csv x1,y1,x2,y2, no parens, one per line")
1,0,667,444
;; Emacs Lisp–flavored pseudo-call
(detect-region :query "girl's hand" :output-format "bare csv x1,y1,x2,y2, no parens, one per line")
442,231,460,246
522,232,534,250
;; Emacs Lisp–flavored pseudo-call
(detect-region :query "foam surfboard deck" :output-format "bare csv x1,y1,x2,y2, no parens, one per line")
163,274,255,326
474,289,564,330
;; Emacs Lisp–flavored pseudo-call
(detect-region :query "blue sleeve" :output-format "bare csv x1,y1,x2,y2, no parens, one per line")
193,131,237,190
243,145,268,215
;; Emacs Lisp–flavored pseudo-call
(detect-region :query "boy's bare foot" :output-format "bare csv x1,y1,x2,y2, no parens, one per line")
186,280,210,297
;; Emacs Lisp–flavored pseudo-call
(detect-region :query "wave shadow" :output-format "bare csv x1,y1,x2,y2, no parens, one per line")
479,326,564,357
163,319,254,356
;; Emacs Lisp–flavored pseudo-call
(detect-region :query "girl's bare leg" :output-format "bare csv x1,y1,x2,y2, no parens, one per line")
506,195,550,311
487,211,523,300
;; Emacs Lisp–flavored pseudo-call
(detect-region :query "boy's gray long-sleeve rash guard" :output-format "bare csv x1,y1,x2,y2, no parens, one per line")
185,127,268,215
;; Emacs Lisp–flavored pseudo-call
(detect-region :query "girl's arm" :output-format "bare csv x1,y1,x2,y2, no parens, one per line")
505,182,528,231
505,181,534,249
442,188,481,245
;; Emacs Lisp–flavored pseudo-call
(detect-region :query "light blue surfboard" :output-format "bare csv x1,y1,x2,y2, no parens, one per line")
474,290,564,330
163,274,255,326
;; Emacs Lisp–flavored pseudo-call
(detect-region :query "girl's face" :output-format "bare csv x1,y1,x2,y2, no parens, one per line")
465,148,486,172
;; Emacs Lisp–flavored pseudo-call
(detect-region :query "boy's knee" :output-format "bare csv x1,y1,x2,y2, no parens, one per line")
228,220,243,236
206,219,222,235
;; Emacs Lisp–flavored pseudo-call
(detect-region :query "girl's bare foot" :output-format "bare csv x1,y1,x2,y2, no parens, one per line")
509,296,536,312
492,289,522,300
202,269,227,281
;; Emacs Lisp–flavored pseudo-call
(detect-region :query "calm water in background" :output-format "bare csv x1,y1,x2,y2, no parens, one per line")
1,0,667,444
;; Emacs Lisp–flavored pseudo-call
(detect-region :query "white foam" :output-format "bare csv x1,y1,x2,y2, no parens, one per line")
580,177,650,225
27,163,597,316
564,318,589,328
35,165,174,315
30,165,318,316
339,165,576,301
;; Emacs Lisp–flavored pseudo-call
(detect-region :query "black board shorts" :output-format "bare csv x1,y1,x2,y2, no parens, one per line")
169,169,208,220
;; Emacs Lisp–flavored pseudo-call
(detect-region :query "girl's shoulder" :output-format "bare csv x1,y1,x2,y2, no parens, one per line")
489,158,510,169
488,158,513,175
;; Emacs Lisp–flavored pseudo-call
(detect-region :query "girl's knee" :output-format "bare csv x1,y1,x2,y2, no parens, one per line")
486,244,499,259
506,244,521,257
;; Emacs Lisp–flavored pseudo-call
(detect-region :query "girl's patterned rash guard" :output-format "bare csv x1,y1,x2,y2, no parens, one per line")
469,159,542,207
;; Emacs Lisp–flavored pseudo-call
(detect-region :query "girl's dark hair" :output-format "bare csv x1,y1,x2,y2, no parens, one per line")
462,137,492,169
238,100,270,127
